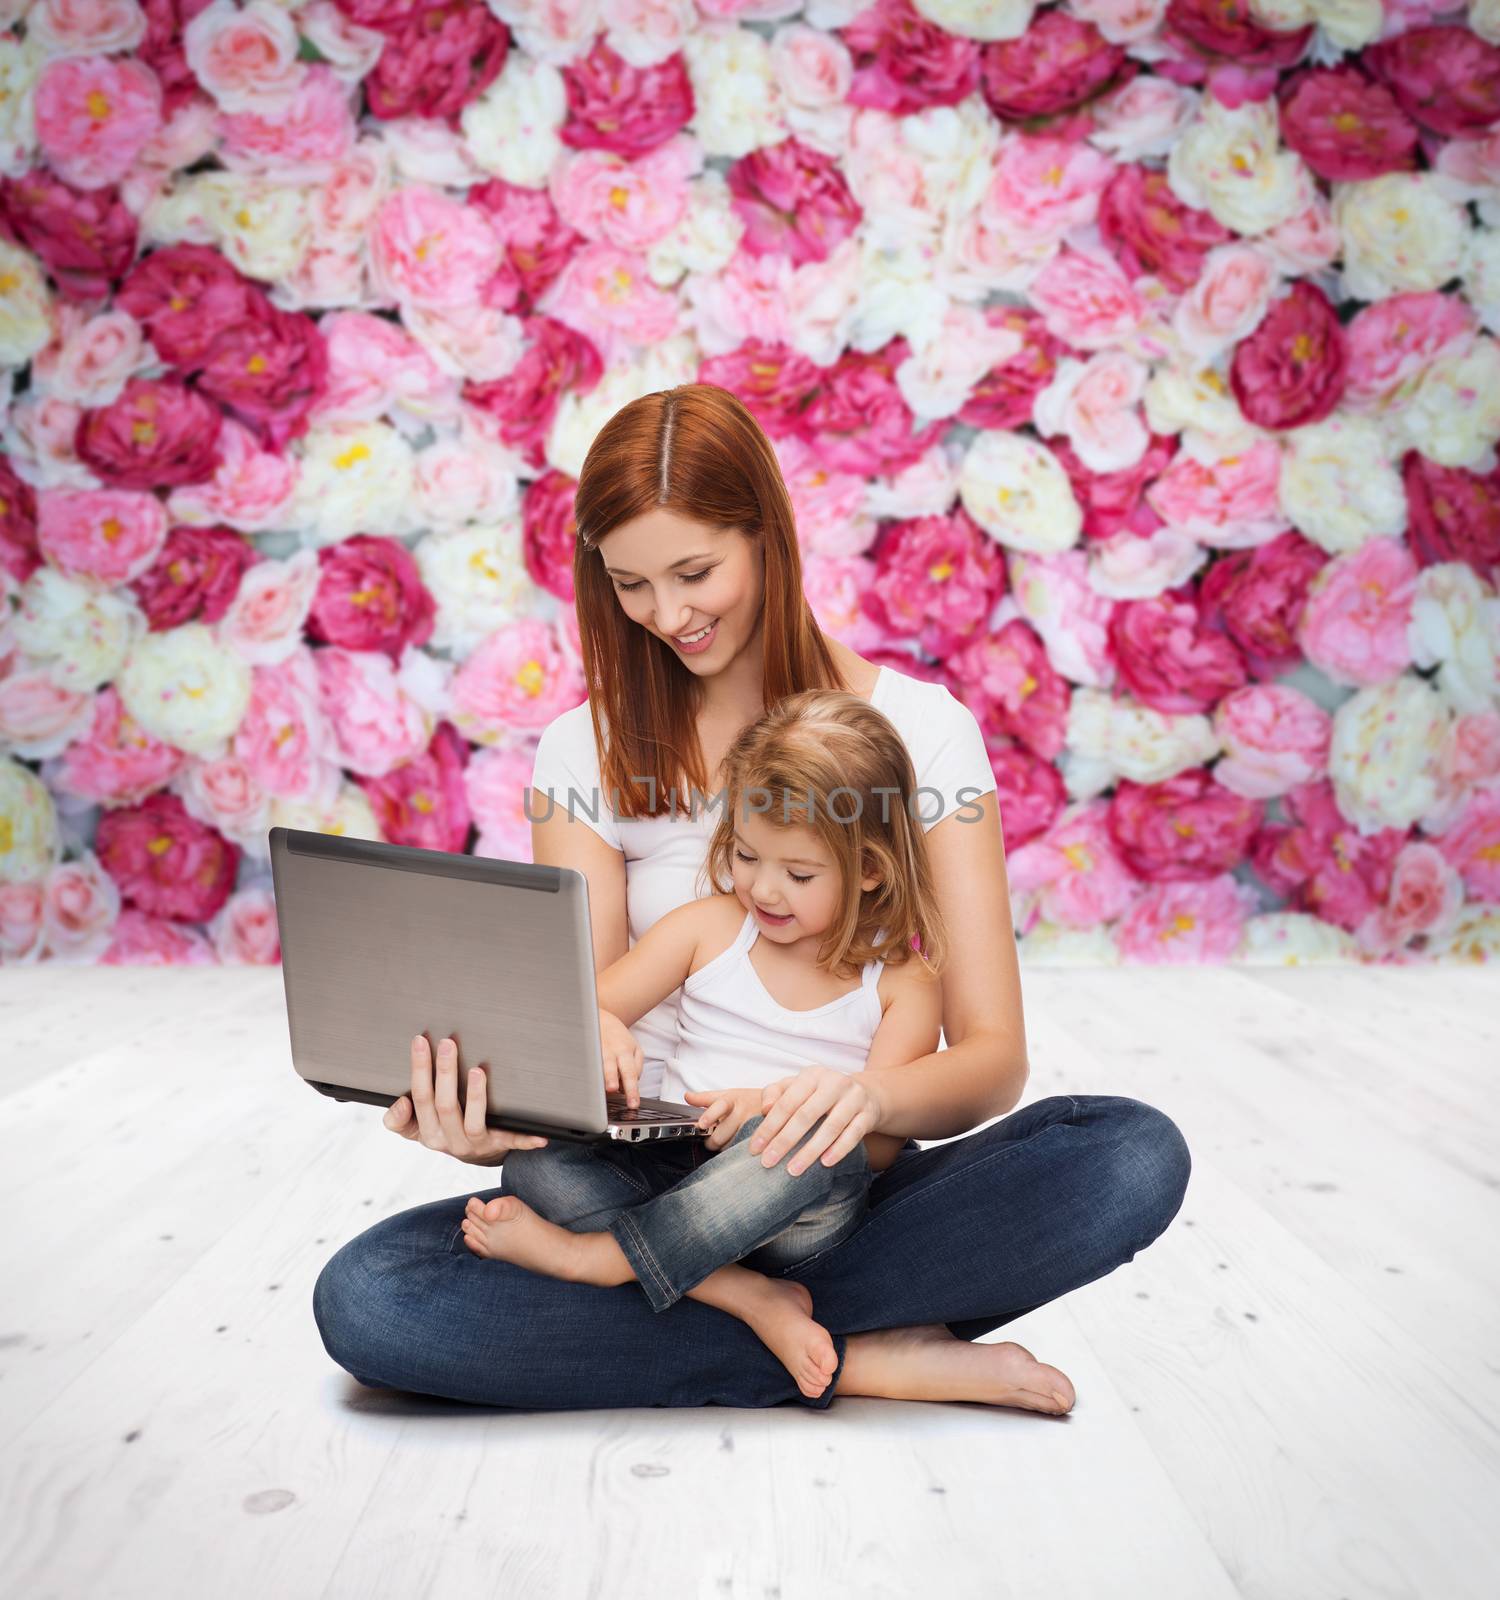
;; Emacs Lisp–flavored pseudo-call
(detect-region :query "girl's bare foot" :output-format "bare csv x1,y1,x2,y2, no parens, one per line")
738,1277,840,1400
837,1323,1076,1415
461,1194,592,1282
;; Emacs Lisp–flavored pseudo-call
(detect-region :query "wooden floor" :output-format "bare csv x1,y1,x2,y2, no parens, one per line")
1,961,1496,1599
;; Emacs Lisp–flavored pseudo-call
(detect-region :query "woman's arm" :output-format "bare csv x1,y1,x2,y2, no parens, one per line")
530,804,629,975
861,791,1030,1141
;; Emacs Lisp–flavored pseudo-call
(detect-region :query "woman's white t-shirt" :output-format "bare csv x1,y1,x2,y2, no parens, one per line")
527,663,998,1098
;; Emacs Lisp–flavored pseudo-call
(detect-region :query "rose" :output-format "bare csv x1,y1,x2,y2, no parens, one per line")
1198,529,1328,679
956,308,1064,431
73,374,224,490
1276,64,1419,182
1108,587,1249,715
1297,536,1419,688
1115,876,1261,963
34,53,162,189
1171,241,1279,359
1028,246,1146,351
41,850,121,962
559,37,695,158
1212,683,1331,799
1006,800,1143,928
1354,842,1465,958
1363,24,1500,139
843,0,984,117
307,534,437,662
1229,280,1349,431
359,3,508,124
948,619,1070,762
94,790,240,923
727,136,862,266
1278,414,1408,555
1166,94,1312,237
1344,292,1477,414
958,430,1082,554
1333,174,1470,302
37,488,169,590
51,686,189,808
129,526,259,631
358,719,472,852
1097,163,1231,293
1034,351,1150,474
979,8,1128,121
859,508,1007,657
1403,452,1500,578
1107,767,1264,881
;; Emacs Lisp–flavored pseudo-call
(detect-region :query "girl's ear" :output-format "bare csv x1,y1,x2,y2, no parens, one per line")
859,848,882,896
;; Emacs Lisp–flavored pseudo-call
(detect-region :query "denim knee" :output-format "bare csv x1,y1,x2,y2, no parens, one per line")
729,1113,869,1179
312,1238,383,1385
1106,1097,1192,1249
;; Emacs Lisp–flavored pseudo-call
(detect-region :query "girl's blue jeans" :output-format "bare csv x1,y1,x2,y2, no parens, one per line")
499,1112,874,1314
313,1093,1191,1411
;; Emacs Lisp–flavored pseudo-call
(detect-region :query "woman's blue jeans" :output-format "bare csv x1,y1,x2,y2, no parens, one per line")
313,1094,1191,1411
499,1112,873,1313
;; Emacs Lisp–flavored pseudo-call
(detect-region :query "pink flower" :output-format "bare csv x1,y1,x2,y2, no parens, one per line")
559,37,695,159
1229,280,1348,431
194,299,329,453
1403,452,1500,580
0,668,93,759
1363,24,1500,140
164,417,299,536
210,885,282,964
799,340,947,477
843,0,982,116
1006,800,1144,929
1034,351,1150,474
358,719,472,853
979,9,1128,121
0,457,40,585
1162,0,1311,74
184,0,303,115
0,168,139,303
1354,840,1465,956
52,686,190,808
30,304,144,406
315,646,436,777
35,53,163,189
1298,537,1418,688
535,240,680,368
1050,430,1175,541
115,242,264,370
1212,683,1331,799
1172,242,1278,357
129,525,259,631
467,737,541,860
1434,787,1500,900
1345,293,1477,412
699,341,824,441
949,620,1070,763
174,749,270,850
727,137,862,266
101,907,219,964
988,739,1068,852
984,135,1116,246
1108,767,1264,881
1029,246,1147,351
449,616,586,739
521,469,580,603
219,548,319,667
1114,876,1261,962
219,61,358,170
467,179,582,314
465,316,603,473
957,308,1065,431
1098,163,1232,293
859,509,1006,657
233,650,339,803
801,553,895,654
1147,440,1285,545
0,881,45,964
41,850,121,962
307,534,437,663
360,2,509,124
552,134,699,253
1197,531,1328,679
775,435,872,560
73,373,223,490
1110,587,1249,714
371,184,505,311
94,790,240,922
1277,64,1419,182
1250,779,1408,932
37,487,168,588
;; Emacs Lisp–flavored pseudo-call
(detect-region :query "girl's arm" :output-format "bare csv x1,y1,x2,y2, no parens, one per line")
594,897,705,1028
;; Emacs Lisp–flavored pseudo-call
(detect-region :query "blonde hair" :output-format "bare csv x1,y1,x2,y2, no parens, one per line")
696,689,949,981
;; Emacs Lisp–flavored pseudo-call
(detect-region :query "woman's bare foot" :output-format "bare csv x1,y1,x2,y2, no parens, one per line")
737,1277,840,1400
837,1323,1076,1415
461,1194,594,1281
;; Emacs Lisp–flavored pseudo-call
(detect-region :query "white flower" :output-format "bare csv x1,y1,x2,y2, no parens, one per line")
1333,173,1471,301
415,522,541,658
646,171,745,288
1236,911,1362,964
269,779,384,841
117,622,254,759
461,51,567,188
0,758,61,883
1088,527,1207,600
1409,562,1500,715
1328,674,1451,834
910,0,1035,38
1018,922,1123,966
1167,97,1313,237
1278,414,1407,554
1473,0,1500,44
12,568,144,694
1249,0,1381,49
0,28,44,181
958,431,1082,554
289,421,420,547
0,237,53,369
484,0,600,65
1423,906,1500,962
1143,358,1260,458
1063,687,1221,799
1399,336,1500,471
680,21,786,160
1464,226,1500,334
143,170,312,284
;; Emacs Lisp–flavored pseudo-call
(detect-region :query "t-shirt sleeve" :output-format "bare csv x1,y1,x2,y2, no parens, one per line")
529,707,623,853
918,687,998,832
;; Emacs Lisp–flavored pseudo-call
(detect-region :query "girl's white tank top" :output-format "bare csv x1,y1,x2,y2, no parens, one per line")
657,909,886,1105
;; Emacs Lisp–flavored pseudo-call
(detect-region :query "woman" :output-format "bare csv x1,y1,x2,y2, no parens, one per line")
312,384,1191,1413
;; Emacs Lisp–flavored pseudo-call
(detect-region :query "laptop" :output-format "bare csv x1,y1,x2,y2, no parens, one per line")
267,827,704,1144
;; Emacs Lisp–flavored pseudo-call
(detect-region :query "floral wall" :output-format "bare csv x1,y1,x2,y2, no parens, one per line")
1,0,1499,969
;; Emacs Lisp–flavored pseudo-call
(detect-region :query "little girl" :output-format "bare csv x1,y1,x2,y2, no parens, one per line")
461,688,949,1400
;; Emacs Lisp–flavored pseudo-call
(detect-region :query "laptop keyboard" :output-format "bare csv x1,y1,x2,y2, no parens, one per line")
607,1100,690,1123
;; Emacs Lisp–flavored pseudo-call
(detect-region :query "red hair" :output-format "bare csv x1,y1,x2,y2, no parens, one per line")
571,383,844,819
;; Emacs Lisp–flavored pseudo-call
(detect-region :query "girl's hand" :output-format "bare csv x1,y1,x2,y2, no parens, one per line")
384,1035,550,1166
750,1068,885,1177
600,1009,643,1108
682,1087,766,1151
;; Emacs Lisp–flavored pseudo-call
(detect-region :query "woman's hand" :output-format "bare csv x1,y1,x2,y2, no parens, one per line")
748,1067,885,1177
682,1086,765,1151
599,1008,643,1109
383,1035,551,1166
